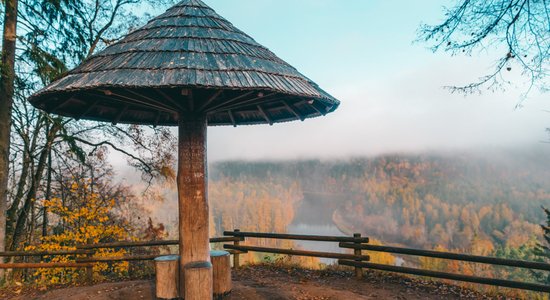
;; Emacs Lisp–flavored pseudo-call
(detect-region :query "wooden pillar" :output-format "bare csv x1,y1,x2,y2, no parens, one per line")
177,116,211,294
211,250,231,299
154,255,180,299
85,239,93,284
232,229,240,268
353,233,363,278
184,261,213,300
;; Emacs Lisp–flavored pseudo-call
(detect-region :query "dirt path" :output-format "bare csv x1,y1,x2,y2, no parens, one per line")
4,265,497,300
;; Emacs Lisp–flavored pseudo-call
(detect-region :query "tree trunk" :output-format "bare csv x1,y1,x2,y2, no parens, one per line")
42,128,52,237
0,0,19,281
7,115,42,238
177,116,211,294
10,123,58,250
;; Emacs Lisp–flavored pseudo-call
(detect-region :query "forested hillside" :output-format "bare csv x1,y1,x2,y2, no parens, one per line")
209,148,550,254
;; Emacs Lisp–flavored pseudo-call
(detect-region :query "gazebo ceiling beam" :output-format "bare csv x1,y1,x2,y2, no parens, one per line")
309,101,326,116
209,92,278,113
197,89,223,112
153,110,162,128
49,95,76,113
206,91,255,112
84,92,174,114
74,99,100,121
257,105,273,126
228,110,236,127
112,105,129,125
123,89,179,111
154,89,188,112
186,90,194,112
122,89,178,113
282,100,304,121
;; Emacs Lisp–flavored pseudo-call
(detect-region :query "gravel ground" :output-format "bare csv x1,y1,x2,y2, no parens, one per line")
1,265,518,300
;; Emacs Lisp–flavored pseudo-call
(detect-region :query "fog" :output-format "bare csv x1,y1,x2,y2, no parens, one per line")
112,0,550,240
207,60,549,162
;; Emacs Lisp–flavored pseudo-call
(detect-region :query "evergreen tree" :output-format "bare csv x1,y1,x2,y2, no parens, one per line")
535,207,550,284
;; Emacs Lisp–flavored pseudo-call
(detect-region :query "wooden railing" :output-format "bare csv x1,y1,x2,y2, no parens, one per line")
221,230,550,293
0,230,549,293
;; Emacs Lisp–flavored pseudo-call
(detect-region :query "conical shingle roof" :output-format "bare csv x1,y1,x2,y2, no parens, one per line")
29,0,340,126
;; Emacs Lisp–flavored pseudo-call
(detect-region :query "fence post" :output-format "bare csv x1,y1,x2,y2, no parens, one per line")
83,240,93,284
233,229,240,268
353,233,363,279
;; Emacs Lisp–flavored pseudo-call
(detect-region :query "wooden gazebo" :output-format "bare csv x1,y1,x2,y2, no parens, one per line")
29,0,340,297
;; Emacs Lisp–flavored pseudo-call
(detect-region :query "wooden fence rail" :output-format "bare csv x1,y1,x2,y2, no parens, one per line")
1,230,549,294
223,231,369,243
340,242,550,271
339,260,550,293
223,244,370,261
0,250,93,257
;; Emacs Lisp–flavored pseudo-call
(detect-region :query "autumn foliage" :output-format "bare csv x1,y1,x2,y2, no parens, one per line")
25,180,131,285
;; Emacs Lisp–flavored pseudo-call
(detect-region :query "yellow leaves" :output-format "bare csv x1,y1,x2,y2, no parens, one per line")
27,180,133,286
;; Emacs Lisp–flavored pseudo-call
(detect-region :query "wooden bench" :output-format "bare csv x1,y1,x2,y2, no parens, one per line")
154,251,231,299
211,250,231,299
154,255,180,299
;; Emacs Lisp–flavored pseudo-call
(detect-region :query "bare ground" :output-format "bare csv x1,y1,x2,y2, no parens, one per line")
1,265,510,300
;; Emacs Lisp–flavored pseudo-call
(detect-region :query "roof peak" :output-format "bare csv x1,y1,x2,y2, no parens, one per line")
175,0,210,8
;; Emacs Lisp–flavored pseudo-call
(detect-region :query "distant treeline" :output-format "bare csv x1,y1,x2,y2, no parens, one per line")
209,149,550,253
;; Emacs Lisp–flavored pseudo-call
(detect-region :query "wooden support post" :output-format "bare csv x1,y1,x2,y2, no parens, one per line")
233,229,240,268
354,233,363,279
177,116,211,294
184,261,213,300
211,250,231,299
85,240,93,284
154,255,180,299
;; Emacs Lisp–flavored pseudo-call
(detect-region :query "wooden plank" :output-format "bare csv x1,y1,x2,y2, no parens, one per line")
154,89,187,112
257,105,273,125
339,243,550,271
96,91,175,113
77,254,160,263
206,91,254,112
123,89,180,113
0,250,92,257
74,99,100,121
228,110,237,127
209,92,278,113
153,110,162,127
223,244,370,261
187,89,194,112
196,89,223,112
353,233,363,278
309,101,326,116
0,262,94,269
75,237,239,250
283,100,305,121
112,105,129,125
224,231,369,243
338,260,550,293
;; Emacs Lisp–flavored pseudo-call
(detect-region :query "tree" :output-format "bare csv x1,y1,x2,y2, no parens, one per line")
0,0,19,281
25,178,132,286
2,0,178,255
535,206,550,284
420,0,549,96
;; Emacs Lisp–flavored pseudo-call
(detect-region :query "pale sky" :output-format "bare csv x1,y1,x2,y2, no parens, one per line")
146,0,549,162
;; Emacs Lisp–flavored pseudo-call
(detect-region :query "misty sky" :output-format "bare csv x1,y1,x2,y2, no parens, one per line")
153,0,549,162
